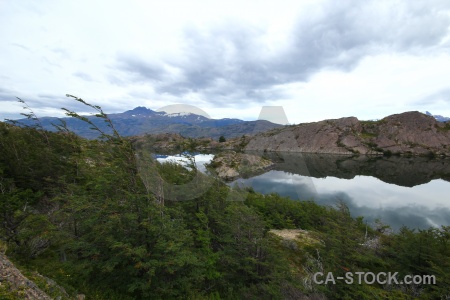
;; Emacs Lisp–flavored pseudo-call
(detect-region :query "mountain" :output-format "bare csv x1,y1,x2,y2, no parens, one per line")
134,111,450,157
243,111,450,156
9,106,282,139
425,111,450,122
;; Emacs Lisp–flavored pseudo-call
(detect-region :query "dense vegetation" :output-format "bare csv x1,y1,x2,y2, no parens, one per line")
0,98,449,299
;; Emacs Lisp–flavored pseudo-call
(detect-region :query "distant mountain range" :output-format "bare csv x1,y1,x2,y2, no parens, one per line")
425,111,450,122
9,106,282,139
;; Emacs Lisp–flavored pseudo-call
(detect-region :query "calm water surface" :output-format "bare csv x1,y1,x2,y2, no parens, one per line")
156,152,450,230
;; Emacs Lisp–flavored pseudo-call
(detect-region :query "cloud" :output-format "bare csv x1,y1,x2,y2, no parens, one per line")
113,24,289,104
115,54,169,83
250,180,450,230
73,71,93,82
269,0,450,81
235,166,450,230
36,93,67,102
111,0,450,107
315,192,450,230
11,43,30,51
1,0,450,122
415,87,450,106
0,91,116,121
0,87,17,102
51,47,71,59
40,56,62,68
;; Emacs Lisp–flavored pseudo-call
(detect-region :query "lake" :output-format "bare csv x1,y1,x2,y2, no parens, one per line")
155,152,450,230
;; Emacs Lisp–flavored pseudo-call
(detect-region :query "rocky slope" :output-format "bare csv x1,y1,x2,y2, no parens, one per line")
0,252,85,299
244,111,450,156
206,151,274,180
0,252,52,299
131,132,249,152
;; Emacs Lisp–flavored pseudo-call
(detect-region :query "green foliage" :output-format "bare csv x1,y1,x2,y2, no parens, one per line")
237,134,249,151
0,281,20,300
360,131,377,139
219,135,226,142
158,160,194,184
245,193,327,230
436,121,450,132
380,226,450,297
185,137,199,151
1,97,449,299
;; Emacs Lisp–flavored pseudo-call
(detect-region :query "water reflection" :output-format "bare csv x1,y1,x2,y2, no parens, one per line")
154,151,450,230
259,152,450,187
231,153,450,230
155,153,214,172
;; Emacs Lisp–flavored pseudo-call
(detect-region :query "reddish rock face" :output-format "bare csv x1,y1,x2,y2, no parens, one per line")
0,252,52,299
373,112,450,155
244,111,450,156
209,151,274,180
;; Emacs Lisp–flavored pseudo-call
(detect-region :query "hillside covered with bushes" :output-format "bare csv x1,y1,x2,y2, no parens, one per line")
0,99,449,299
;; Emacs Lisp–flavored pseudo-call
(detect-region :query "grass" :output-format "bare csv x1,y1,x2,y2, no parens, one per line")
436,122,450,132
360,120,378,125
360,132,377,139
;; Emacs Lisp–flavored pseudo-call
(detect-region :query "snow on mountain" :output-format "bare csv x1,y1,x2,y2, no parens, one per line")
163,112,194,117
425,111,450,122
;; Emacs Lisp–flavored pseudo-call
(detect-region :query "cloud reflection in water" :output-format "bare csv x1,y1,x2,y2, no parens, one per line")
232,170,450,230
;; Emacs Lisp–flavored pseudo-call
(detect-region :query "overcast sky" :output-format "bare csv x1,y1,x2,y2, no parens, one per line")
1,0,450,124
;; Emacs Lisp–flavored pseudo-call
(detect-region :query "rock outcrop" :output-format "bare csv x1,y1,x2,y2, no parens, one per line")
0,251,78,299
0,253,52,299
207,151,274,180
132,133,237,152
244,112,450,156
369,112,450,155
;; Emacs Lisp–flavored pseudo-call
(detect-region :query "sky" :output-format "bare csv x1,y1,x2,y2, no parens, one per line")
1,0,450,124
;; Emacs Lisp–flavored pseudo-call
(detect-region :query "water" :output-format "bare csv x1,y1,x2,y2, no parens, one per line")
155,153,215,173
155,152,450,230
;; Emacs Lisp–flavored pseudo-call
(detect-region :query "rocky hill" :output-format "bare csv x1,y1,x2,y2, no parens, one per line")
206,151,274,180
243,111,450,156
0,252,72,299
